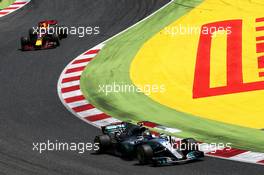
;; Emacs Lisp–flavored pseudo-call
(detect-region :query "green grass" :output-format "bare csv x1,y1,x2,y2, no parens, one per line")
81,0,264,152
0,0,15,10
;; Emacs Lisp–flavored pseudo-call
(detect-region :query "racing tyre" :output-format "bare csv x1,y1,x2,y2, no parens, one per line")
29,28,37,43
181,138,199,151
94,135,111,153
51,34,60,46
137,144,153,165
193,150,204,158
21,37,30,51
58,26,68,39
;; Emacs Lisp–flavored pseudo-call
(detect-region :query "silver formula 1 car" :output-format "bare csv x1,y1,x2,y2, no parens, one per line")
94,122,204,166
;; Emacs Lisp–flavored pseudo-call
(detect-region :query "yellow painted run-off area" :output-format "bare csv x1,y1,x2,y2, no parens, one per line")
130,0,264,129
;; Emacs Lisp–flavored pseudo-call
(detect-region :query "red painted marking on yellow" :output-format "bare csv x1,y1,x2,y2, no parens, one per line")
256,43,264,53
258,56,264,68
256,17,264,22
256,36,264,41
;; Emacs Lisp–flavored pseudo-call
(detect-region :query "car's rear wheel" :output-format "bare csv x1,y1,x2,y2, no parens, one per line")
58,26,68,39
136,144,153,165
94,135,111,153
51,34,60,46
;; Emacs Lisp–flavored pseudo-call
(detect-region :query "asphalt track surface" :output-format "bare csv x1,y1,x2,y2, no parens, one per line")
0,0,263,174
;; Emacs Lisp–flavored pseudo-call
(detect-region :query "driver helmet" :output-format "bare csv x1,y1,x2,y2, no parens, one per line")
39,22,48,29
160,133,169,140
142,129,152,138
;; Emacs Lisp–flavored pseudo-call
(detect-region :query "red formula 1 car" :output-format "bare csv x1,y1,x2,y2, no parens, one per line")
21,20,67,51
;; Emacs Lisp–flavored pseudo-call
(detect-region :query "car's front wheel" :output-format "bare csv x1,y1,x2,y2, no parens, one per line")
21,37,30,51
136,144,153,165
28,28,37,44
181,138,199,151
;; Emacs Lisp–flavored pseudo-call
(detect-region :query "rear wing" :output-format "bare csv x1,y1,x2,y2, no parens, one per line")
102,122,127,134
